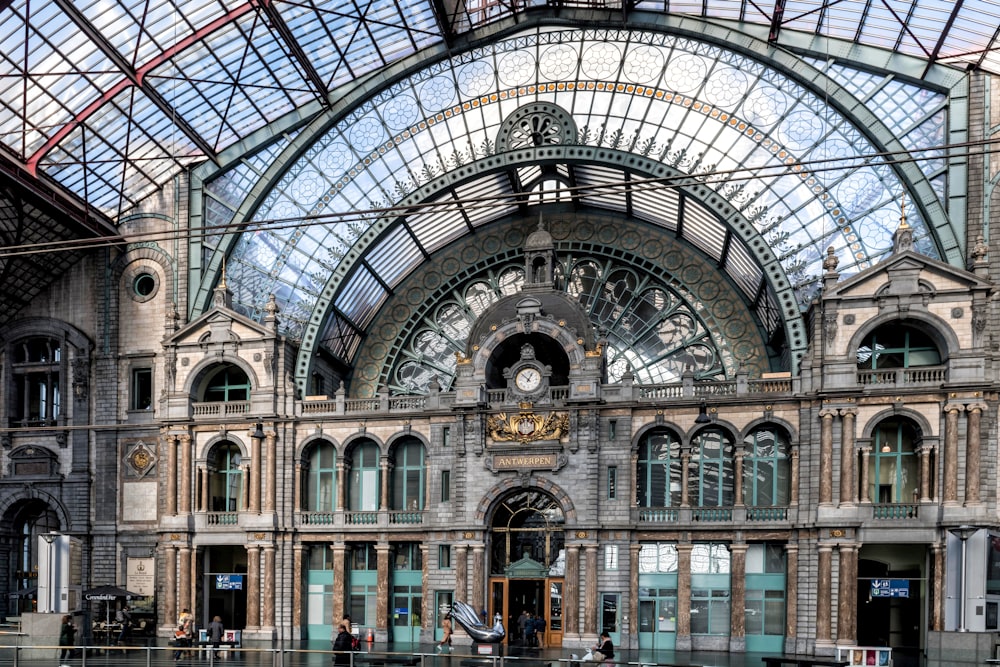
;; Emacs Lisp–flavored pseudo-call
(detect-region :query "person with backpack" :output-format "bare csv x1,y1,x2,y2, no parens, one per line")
115,605,132,645
533,615,546,648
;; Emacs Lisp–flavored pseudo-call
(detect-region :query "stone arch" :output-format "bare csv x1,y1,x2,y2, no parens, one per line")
298,433,340,462
860,407,936,441
182,355,260,399
847,310,960,362
473,478,576,524
740,416,799,444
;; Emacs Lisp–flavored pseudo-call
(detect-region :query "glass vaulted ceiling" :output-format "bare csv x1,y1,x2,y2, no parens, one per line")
0,0,996,221
211,24,954,383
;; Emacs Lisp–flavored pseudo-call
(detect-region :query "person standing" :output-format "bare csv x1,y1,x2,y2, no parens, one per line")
436,614,453,652
517,610,529,645
333,623,354,666
533,614,546,649
173,608,193,660
58,615,76,661
208,615,225,658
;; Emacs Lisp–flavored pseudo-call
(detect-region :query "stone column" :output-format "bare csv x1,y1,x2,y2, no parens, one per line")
200,467,209,512
191,546,199,619
819,411,836,506
565,545,580,638
246,545,261,628
584,546,598,635
178,545,192,614
165,432,178,515
680,448,691,507
332,544,347,628
785,544,798,639
250,429,262,513
179,434,192,514
629,544,641,636
839,409,856,506
917,445,932,502
837,544,858,645
965,404,983,505
455,546,468,604
729,544,747,652
930,543,944,631
293,544,305,631
263,545,276,627
816,545,833,646
676,544,692,650
943,405,962,505
380,458,391,510
265,430,277,512
859,447,872,503
376,544,390,635
789,445,800,506
630,452,639,510
336,461,346,511
734,447,745,506
164,546,177,627
294,462,303,513
471,545,485,615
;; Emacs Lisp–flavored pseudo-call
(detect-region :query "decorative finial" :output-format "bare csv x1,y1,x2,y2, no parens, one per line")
822,246,839,273
219,256,228,289
899,197,909,229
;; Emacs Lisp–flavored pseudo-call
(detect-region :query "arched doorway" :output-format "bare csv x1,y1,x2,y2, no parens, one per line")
4,499,60,615
487,489,565,647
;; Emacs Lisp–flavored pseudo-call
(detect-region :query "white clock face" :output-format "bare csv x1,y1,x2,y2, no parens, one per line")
515,367,542,392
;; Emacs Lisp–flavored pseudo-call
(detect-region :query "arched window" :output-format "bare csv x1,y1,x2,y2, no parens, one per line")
11,336,61,426
348,440,381,511
306,441,337,512
391,438,425,511
857,324,941,369
210,442,243,512
743,426,790,506
690,429,735,507
870,420,920,504
203,364,251,402
636,429,682,507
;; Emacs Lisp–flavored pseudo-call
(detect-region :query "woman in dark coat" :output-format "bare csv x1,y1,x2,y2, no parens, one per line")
333,624,354,665
59,615,76,661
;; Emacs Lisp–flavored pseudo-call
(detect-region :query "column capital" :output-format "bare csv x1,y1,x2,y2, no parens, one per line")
944,403,966,414
965,402,987,413
819,409,838,419
838,408,858,418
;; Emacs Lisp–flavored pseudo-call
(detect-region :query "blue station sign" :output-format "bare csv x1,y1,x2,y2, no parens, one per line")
870,579,909,598
215,574,244,590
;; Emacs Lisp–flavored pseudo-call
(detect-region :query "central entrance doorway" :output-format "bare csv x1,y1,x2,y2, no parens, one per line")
487,488,566,647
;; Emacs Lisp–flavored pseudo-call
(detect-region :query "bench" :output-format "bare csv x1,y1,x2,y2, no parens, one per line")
761,657,849,667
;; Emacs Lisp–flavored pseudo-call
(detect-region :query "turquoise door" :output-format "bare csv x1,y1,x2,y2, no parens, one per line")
391,581,422,643
638,588,677,650
306,570,334,641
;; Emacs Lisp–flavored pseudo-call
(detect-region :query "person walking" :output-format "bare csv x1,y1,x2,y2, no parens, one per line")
333,623,354,666
115,605,132,645
208,615,226,658
58,615,76,662
173,608,194,660
436,613,453,652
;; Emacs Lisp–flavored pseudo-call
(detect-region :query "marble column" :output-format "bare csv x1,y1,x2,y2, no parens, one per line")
246,545,261,628
819,411,836,506
471,545,485,615
965,404,983,505
584,546,598,635
629,544,641,636
200,467,209,512
729,544,747,652
837,544,858,645
332,544,347,628
565,545,580,637
164,546,177,627
734,447,745,506
336,462,346,511
930,543,944,631
265,430,277,512
380,458,391,510
455,546,468,604
680,448,691,507
784,544,798,639
630,452,639,511
294,463,303,513
790,445,800,506
250,430,262,513
816,546,833,645
179,434,192,514
676,544,692,650
293,544,305,631
376,544,390,634
191,546,198,619
165,433,178,515
859,447,871,503
263,545,276,627
917,445,932,502
839,409,856,506
943,405,962,505
421,545,430,633
179,545,192,614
